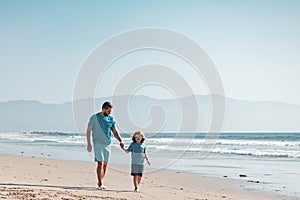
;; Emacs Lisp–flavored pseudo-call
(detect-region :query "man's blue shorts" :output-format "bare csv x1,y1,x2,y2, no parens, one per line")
93,143,111,163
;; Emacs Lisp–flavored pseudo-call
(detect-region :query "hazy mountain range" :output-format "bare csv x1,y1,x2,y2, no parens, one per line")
0,95,299,133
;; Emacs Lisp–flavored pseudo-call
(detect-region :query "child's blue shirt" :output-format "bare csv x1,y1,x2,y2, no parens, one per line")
127,142,146,165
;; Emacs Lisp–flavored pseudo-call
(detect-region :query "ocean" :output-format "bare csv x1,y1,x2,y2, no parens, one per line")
0,132,299,198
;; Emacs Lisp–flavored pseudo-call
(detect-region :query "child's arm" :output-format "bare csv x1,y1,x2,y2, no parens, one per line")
145,153,150,166
121,145,130,153
122,148,130,153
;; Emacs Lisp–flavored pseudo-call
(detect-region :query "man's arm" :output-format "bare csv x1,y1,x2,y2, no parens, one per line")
86,126,93,152
111,127,124,148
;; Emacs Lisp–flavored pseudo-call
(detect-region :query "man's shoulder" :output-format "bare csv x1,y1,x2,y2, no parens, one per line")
107,115,115,123
90,114,100,122
109,115,115,120
90,114,97,119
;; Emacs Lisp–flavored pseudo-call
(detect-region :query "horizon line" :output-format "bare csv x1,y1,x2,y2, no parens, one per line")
1,94,300,107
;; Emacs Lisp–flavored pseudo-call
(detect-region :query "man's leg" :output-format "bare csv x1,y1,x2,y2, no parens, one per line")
97,161,108,189
101,162,108,188
97,161,104,189
100,144,110,189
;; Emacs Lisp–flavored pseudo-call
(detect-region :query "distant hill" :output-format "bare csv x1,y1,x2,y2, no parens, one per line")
0,95,300,132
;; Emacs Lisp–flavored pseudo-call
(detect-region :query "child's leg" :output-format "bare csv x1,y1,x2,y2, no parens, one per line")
137,175,142,185
133,176,138,191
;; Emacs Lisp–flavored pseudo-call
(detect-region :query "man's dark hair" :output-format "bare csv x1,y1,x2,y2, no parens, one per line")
102,101,113,109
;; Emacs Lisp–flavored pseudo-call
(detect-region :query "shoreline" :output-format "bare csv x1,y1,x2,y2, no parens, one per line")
0,154,291,200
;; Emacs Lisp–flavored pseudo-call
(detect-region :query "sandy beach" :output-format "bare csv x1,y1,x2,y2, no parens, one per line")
0,154,289,200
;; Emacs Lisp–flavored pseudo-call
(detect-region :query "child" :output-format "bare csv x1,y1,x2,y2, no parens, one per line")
122,131,150,192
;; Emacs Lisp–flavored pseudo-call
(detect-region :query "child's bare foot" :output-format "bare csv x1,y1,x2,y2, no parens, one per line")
134,187,138,192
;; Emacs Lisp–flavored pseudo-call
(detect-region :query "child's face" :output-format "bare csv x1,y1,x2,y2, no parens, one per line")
135,134,141,143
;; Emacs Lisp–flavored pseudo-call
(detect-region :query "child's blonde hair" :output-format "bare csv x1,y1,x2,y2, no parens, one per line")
132,131,146,143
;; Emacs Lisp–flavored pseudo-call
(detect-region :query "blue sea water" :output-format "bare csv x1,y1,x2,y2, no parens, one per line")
0,131,299,198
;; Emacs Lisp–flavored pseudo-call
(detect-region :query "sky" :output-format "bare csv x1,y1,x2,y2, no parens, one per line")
0,0,300,105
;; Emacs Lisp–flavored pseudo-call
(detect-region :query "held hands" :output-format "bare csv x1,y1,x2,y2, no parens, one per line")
120,142,124,149
146,159,151,166
87,143,92,152
120,143,130,153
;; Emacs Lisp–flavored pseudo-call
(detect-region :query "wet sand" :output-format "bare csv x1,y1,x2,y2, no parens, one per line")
0,155,286,200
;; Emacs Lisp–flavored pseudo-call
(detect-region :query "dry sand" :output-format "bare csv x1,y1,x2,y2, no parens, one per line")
0,155,286,200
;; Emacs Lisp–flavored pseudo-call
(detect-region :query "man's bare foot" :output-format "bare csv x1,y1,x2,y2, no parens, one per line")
134,187,139,192
98,185,106,190
97,183,106,190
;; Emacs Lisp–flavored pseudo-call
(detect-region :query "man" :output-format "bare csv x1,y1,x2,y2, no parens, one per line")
86,101,124,190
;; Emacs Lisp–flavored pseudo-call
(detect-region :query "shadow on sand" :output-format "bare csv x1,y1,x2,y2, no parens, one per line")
0,183,133,193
